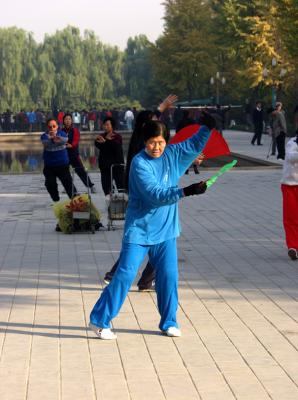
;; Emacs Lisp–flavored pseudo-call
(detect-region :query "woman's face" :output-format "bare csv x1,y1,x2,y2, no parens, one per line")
64,116,72,128
145,135,166,158
103,120,113,133
47,120,58,135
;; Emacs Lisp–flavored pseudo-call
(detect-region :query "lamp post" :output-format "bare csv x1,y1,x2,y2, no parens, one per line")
210,72,226,104
262,58,286,108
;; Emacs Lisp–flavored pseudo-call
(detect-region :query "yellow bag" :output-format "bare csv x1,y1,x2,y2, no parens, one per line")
53,194,101,234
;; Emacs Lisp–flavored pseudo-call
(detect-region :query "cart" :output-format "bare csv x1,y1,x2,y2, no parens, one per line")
70,167,96,234
107,164,128,231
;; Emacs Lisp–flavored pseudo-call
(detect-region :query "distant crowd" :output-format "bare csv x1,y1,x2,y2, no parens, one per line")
0,107,137,133
0,104,235,134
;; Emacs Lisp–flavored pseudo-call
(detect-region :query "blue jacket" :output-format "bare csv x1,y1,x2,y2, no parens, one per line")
123,126,211,245
41,130,69,167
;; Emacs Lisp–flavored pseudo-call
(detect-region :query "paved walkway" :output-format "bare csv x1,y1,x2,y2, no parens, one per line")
0,131,297,400
222,129,283,164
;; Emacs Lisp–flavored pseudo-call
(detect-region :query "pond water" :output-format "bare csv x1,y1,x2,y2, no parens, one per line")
0,136,275,174
0,142,129,174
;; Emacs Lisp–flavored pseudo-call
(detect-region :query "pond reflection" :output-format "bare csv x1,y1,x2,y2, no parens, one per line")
0,143,129,174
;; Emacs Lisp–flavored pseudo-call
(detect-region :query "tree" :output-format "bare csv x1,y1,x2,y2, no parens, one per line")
211,0,297,94
0,27,36,110
151,0,218,102
123,35,154,106
31,49,56,109
103,44,124,99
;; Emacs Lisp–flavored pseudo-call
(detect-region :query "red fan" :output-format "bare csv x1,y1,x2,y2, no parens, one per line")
169,124,230,159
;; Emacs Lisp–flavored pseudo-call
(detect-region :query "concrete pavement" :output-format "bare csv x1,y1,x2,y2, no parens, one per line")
0,130,297,400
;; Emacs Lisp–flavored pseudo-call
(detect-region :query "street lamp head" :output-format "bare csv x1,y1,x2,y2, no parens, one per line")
280,68,287,78
272,57,277,67
210,77,215,85
222,77,226,85
262,67,269,78
216,71,220,79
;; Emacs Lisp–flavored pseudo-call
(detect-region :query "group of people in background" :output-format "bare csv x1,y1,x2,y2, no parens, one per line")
250,100,291,160
0,107,137,133
0,103,234,134
40,113,126,204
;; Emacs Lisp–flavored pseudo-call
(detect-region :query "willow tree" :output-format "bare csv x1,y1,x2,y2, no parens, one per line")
43,26,90,109
0,27,36,110
82,30,110,107
30,49,56,109
103,44,124,100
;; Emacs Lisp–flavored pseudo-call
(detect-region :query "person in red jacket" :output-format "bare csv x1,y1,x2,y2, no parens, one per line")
88,110,96,131
62,114,97,193
57,110,65,128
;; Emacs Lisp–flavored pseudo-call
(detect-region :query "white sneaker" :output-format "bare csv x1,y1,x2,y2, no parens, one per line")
164,327,181,337
89,323,117,340
91,186,97,194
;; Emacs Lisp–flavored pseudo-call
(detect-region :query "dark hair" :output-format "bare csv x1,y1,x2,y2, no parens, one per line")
182,109,190,118
134,110,154,130
267,107,274,114
152,109,162,119
46,117,58,126
63,113,72,122
103,116,115,129
124,110,154,188
142,120,170,143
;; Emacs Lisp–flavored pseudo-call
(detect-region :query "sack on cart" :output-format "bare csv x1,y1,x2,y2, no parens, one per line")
53,194,101,234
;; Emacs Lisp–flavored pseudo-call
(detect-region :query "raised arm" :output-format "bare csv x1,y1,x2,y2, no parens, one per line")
158,94,178,113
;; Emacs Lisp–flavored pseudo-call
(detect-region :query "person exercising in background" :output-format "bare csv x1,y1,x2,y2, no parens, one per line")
95,117,125,196
41,118,76,203
62,113,96,193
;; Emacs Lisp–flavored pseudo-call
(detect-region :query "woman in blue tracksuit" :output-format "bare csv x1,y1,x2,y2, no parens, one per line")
89,113,215,339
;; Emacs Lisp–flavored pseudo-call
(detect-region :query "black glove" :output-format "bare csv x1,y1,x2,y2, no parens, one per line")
183,181,207,197
198,111,216,130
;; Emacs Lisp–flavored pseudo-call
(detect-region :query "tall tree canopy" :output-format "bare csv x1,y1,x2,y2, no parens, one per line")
0,2,297,113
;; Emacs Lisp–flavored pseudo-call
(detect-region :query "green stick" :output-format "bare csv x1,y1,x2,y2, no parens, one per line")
206,159,237,188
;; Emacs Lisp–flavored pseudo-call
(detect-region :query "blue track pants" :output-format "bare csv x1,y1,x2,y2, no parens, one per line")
90,238,178,331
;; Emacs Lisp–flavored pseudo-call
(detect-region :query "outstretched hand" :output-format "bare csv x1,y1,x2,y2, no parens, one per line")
183,181,207,197
52,136,62,143
96,135,105,143
159,94,178,113
193,153,205,166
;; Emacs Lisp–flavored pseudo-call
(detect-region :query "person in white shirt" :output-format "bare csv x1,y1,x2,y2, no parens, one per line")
72,110,81,128
280,133,298,260
124,108,134,131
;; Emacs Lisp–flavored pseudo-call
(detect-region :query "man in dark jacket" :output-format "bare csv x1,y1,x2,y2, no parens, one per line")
251,101,264,145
